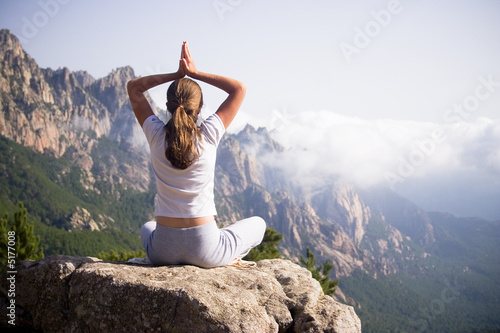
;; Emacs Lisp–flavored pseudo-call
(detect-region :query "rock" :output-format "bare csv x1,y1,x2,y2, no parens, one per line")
68,206,100,231
4,255,361,333
311,183,372,247
359,187,435,246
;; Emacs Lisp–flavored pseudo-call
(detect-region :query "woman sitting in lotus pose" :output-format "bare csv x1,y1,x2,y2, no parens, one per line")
127,41,265,268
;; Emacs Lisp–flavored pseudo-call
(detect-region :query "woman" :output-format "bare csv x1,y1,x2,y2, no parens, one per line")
127,41,265,268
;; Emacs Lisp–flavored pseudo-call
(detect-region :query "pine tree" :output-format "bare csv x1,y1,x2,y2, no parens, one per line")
300,247,338,295
0,202,44,271
98,249,146,262
244,227,283,261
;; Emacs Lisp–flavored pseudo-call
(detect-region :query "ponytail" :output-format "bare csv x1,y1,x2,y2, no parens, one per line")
165,79,203,169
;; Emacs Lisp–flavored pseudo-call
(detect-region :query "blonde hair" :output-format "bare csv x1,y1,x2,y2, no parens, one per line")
165,78,204,169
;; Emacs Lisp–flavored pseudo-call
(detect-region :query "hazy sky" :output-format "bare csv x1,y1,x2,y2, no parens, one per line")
1,0,499,219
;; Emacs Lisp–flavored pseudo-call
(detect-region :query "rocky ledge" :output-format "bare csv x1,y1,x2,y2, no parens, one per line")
2,255,361,333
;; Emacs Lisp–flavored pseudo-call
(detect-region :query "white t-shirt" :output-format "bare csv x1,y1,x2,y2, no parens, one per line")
142,113,225,218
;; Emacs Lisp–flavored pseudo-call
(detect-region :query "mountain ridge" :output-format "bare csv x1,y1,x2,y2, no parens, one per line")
1,29,499,331
0,29,456,277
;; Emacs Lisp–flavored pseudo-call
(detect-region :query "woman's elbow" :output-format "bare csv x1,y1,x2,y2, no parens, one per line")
236,81,247,96
126,79,137,94
127,79,145,95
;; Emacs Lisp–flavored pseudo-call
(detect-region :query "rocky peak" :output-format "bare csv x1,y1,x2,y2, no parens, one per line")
0,29,24,59
0,30,151,199
215,127,432,276
360,187,435,246
216,135,263,194
73,70,95,88
7,255,362,332
236,124,284,155
110,66,135,82
92,66,134,98
91,67,133,110
214,138,368,276
310,182,371,246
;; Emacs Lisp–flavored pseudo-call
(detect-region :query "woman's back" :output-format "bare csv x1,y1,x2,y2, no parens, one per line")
143,112,225,220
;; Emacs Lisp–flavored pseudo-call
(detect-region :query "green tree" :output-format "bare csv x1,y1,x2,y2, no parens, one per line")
0,202,44,271
244,227,283,261
300,247,338,295
97,249,146,262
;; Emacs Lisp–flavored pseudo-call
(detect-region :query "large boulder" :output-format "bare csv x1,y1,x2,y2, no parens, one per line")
2,255,361,332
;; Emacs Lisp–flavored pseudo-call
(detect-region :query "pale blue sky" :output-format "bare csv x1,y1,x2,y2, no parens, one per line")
1,0,499,123
1,0,500,219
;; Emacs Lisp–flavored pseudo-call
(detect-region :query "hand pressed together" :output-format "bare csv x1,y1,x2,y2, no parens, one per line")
128,40,245,129
179,41,198,77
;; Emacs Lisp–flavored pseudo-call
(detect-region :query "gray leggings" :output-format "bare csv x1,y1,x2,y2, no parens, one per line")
140,217,266,268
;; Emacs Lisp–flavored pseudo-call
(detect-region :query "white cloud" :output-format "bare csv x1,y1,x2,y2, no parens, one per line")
454,118,500,176
242,110,500,218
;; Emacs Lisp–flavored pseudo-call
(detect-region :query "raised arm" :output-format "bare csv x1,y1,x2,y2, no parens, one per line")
127,71,185,127
180,42,246,129
127,45,187,127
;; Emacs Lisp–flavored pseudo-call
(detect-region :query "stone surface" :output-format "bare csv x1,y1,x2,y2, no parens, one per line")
4,255,361,333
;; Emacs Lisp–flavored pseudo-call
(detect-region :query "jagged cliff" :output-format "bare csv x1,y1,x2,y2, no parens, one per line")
0,29,151,196
213,123,432,278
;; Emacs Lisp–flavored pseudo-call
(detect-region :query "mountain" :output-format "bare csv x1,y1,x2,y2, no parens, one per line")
0,29,150,196
1,29,499,332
